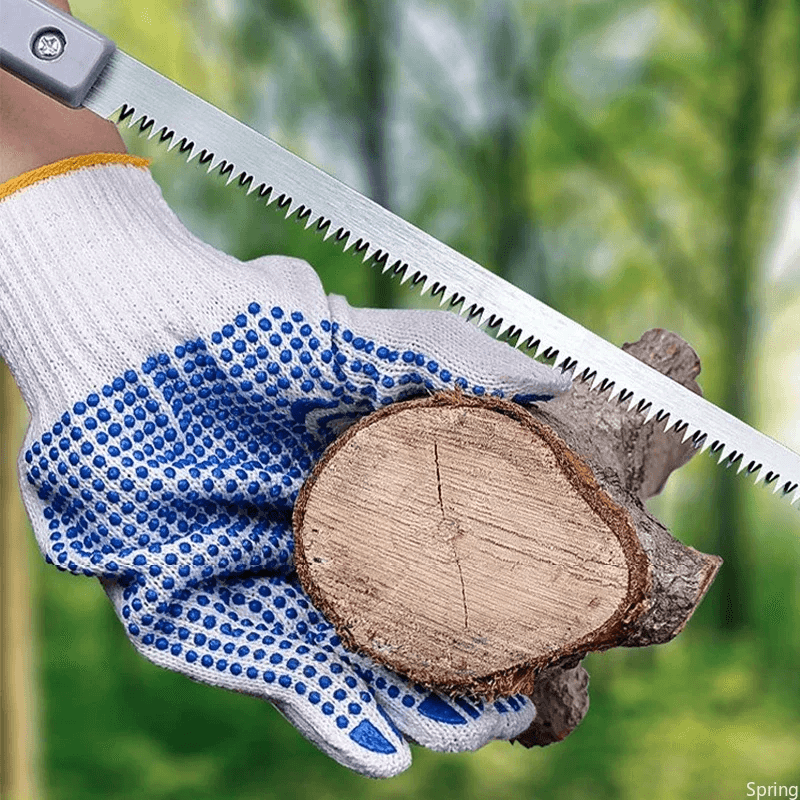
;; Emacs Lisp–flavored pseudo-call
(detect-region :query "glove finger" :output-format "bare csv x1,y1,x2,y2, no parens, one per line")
343,652,535,752
327,295,571,405
269,692,410,778
102,573,411,778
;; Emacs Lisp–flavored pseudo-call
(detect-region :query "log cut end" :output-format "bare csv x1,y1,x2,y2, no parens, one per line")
295,330,721,707
294,393,652,698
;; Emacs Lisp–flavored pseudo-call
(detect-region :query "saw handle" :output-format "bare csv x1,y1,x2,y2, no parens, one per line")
0,0,114,108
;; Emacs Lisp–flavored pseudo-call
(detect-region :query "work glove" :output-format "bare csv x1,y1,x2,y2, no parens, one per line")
0,155,570,777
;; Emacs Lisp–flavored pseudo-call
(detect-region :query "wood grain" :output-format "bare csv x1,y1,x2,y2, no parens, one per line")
294,393,650,697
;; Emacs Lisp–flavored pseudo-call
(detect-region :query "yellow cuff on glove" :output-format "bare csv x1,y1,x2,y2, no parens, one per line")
0,152,150,202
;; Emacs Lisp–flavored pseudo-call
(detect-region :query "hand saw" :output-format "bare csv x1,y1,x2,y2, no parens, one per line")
2,0,798,511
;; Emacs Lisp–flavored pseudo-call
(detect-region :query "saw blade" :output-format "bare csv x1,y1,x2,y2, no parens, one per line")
76,49,799,509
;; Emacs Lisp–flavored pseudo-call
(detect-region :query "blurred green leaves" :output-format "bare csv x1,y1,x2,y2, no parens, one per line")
33,0,800,796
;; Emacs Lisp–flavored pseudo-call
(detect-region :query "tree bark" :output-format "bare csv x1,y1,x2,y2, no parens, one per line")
294,330,721,736
515,328,716,746
711,0,772,632
0,360,40,799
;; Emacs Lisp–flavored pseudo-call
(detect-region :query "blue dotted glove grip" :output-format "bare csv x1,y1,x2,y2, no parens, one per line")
1,163,568,776
23,302,539,775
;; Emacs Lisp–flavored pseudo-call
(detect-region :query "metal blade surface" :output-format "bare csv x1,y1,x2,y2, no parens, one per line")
84,50,799,509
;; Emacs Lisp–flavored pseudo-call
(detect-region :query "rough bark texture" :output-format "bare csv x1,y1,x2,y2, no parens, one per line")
293,329,721,740
515,663,591,747
537,329,718,650
515,329,718,746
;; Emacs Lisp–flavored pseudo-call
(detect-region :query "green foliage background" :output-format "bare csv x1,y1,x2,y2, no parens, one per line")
11,0,800,797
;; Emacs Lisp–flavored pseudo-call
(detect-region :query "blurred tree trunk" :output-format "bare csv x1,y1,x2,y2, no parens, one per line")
485,4,546,293
231,0,400,307
467,3,552,302
348,0,398,309
0,360,39,800
711,0,774,631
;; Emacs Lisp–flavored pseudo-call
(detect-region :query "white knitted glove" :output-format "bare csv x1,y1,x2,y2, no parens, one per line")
0,156,570,778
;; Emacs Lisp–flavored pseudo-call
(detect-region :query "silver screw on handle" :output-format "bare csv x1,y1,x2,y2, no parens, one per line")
31,28,66,60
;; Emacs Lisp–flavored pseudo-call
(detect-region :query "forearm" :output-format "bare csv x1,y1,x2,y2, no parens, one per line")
0,0,126,184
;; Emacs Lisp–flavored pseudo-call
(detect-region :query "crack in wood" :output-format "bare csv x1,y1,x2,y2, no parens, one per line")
455,555,469,631
433,440,445,518
434,440,469,631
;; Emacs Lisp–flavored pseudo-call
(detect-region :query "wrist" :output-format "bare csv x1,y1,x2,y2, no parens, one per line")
0,158,193,419
0,158,329,424
0,67,126,184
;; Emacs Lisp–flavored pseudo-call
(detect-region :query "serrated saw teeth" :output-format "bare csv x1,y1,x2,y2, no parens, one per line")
466,305,484,321
447,294,465,311
727,451,743,470
504,325,523,343
672,419,690,437
617,388,634,405
560,356,579,373
87,50,799,511
691,431,708,449
388,261,407,279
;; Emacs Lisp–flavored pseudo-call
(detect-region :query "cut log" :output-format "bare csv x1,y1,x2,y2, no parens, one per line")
295,393,649,697
293,329,721,706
